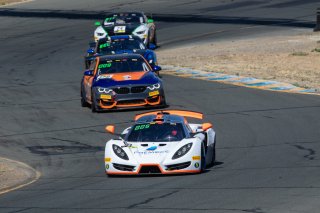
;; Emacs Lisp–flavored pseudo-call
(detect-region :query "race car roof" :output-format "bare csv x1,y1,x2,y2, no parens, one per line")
136,114,185,124
98,35,142,43
135,110,204,123
97,53,144,61
109,12,145,17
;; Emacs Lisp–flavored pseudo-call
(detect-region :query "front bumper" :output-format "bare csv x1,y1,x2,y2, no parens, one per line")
94,87,165,110
105,162,201,175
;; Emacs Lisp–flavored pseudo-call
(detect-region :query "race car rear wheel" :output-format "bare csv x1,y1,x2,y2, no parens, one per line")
153,30,158,47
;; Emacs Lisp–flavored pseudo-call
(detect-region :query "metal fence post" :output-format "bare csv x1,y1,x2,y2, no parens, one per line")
315,8,320,31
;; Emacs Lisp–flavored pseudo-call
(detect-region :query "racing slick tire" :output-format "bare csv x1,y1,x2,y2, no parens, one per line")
153,30,158,47
161,96,167,107
81,94,89,108
91,92,100,113
201,143,206,172
81,87,89,108
207,137,216,167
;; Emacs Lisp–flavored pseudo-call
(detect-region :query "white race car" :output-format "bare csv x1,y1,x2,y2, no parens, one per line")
94,12,157,48
104,110,216,175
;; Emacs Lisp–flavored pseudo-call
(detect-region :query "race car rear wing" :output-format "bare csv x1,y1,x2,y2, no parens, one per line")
134,110,203,121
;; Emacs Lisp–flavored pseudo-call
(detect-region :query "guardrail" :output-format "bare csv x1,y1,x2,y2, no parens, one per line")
315,8,320,31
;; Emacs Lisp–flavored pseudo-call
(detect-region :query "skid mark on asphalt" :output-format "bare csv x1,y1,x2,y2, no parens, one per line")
128,190,179,209
242,208,266,213
293,145,316,160
27,145,103,155
26,137,104,156
0,121,132,138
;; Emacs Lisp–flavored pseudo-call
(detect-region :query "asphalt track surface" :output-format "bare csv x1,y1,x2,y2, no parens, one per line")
0,0,320,212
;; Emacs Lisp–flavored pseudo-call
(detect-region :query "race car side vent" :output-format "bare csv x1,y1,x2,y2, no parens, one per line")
165,161,191,171
139,166,162,174
113,163,135,171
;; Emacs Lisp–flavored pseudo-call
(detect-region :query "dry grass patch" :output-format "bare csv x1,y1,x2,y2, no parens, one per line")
0,0,28,6
158,32,320,90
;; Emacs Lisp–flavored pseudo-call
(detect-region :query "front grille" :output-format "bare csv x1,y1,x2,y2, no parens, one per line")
114,87,130,94
117,99,146,106
165,162,191,171
131,86,146,93
139,166,162,174
113,163,135,171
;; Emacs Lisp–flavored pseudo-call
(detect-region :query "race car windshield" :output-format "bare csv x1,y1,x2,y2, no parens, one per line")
114,15,143,24
97,39,145,54
127,123,186,142
97,58,151,74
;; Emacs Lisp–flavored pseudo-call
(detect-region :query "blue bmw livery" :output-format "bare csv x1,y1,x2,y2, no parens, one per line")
85,35,159,75
81,54,166,112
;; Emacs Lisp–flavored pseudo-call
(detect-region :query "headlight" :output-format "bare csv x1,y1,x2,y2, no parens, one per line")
147,83,161,90
97,87,113,93
112,145,129,160
172,143,192,160
97,32,105,36
135,30,146,35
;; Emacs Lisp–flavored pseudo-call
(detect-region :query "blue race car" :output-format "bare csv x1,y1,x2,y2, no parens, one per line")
81,54,166,112
85,35,159,75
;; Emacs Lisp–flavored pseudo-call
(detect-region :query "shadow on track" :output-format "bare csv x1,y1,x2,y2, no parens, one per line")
0,8,315,28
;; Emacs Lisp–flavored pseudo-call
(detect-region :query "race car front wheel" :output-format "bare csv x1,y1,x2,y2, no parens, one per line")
81,87,89,107
91,92,100,113
201,143,206,172
161,96,167,107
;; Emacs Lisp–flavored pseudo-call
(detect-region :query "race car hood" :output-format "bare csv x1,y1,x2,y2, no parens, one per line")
103,23,140,36
91,50,150,59
93,71,159,87
112,49,146,55
127,142,179,164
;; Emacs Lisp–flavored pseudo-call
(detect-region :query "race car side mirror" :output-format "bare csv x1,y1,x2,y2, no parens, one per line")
95,21,101,26
153,65,162,72
147,19,154,23
87,49,94,54
148,43,156,50
202,123,213,131
105,125,115,134
84,70,93,76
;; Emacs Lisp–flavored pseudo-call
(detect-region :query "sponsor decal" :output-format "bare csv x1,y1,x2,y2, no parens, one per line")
123,75,132,80
134,124,150,131
192,156,201,160
100,94,111,99
105,164,109,169
146,146,157,151
134,150,169,155
104,17,114,23
98,63,112,69
149,90,159,96
97,75,113,80
105,158,111,162
194,162,200,168
99,43,111,49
